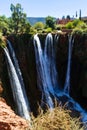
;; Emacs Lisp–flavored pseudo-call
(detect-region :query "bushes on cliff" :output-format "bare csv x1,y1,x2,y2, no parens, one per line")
65,22,73,29
33,22,45,31
0,33,6,48
65,19,87,35
73,19,83,28
0,16,10,35
72,23,87,35
30,106,84,130
66,19,87,30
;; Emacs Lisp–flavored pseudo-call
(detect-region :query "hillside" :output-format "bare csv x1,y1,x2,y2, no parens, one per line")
27,17,57,25
27,17,46,25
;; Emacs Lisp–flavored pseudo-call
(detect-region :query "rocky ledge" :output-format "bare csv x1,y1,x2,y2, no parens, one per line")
0,97,30,130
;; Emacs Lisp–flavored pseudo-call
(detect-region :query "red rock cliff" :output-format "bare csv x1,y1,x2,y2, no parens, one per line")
0,97,30,130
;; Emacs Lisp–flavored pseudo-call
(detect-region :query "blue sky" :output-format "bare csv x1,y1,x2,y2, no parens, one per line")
0,0,87,18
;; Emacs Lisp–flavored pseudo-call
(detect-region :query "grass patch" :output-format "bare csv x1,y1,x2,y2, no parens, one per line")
30,106,84,130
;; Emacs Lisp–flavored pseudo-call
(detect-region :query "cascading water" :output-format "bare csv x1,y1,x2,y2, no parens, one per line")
2,32,87,129
61,35,87,125
64,35,74,94
33,34,54,109
44,33,59,91
44,33,62,98
7,40,30,109
4,47,31,120
7,40,25,90
33,33,87,127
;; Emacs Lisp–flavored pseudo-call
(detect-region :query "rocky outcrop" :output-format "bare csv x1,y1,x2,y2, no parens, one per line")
0,81,3,95
0,97,29,130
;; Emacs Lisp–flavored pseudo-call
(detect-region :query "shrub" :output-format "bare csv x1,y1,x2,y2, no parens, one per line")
72,28,83,35
30,106,84,130
76,22,87,29
0,33,6,48
55,24,65,30
81,28,87,36
73,19,82,27
45,27,52,33
66,22,73,29
29,27,37,35
33,22,45,31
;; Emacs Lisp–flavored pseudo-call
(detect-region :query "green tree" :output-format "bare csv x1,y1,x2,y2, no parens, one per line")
79,9,81,20
66,15,70,20
76,11,78,18
10,3,31,34
0,16,9,35
62,16,65,19
73,19,82,27
0,32,6,48
65,22,73,29
45,16,55,30
33,22,45,31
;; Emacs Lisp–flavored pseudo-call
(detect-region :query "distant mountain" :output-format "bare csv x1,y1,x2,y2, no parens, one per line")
27,17,46,25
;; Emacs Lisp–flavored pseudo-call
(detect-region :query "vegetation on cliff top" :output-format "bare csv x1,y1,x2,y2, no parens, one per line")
0,3,86,35
0,33,6,48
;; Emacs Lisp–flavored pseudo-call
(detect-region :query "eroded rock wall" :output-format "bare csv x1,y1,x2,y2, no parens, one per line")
0,98,29,130
1,33,87,114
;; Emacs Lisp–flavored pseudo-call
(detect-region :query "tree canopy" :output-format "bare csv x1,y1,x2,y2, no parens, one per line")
33,22,45,30
0,16,9,35
10,3,31,34
45,16,55,30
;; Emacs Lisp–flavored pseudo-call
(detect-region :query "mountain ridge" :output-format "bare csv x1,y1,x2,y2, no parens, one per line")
27,17,46,25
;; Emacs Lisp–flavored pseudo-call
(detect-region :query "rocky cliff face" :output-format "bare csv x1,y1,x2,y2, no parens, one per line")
0,33,87,117
7,34,41,116
0,97,29,130
71,35,87,109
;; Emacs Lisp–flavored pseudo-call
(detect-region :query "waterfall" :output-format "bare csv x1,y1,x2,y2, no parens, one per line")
4,47,31,120
7,40,26,93
44,33,63,99
62,35,87,124
44,33,58,91
33,33,87,125
7,40,30,111
33,34,54,109
66,95,87,124
64,35,74,94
